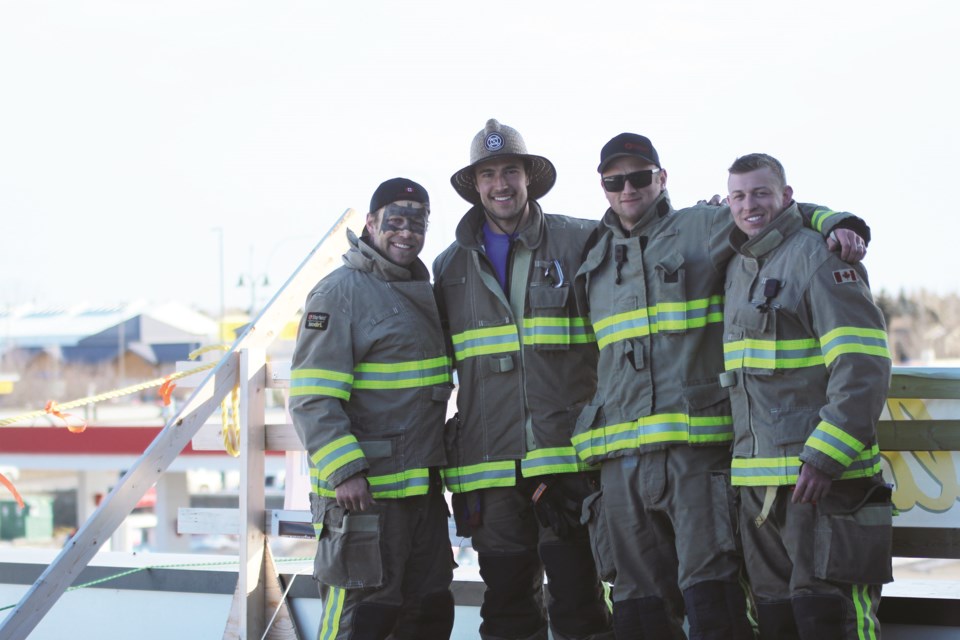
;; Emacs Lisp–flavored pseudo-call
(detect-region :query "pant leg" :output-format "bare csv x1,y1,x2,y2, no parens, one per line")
600,454,686,639
390,473,455,640
538,473,613,640
661,447,753,640
741,478,889,640
471,485,547,640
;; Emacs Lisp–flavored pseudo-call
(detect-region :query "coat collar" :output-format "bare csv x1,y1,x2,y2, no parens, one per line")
343,228,429,282
455,200,546,252
733,202,803,259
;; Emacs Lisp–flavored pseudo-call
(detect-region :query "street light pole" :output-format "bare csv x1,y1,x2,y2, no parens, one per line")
212,228,226,342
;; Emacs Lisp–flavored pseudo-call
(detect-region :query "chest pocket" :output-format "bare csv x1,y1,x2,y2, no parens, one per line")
727,306,777,377
653,250,688,334
527,285,574,351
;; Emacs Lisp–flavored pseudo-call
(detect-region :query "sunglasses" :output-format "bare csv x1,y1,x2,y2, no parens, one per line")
602,168,662,192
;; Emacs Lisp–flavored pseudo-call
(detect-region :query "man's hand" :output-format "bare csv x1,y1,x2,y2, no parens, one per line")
697,194,724,206
827,228,867,263
335,474,374,511
792,464,832,504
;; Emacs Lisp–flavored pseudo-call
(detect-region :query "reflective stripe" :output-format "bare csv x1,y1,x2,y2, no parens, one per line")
730,444,881,486
723,338,823,371
572,412,733,461
593,296,723,350
522,316,596,346
810,208,840,232
353,356,452,390
853,584,879,640
723,328,890,371
442,460,516,492
820,327,891,366
807,420,866,467
310,435,365,482
289,368,354,400
311,467,431,499
319,585,346,640
452,325,520,361
521,446,595,476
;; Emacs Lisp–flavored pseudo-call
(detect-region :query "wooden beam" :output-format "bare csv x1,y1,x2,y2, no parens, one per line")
878,420,960,451
239,348,267,639
893,527,960,559
889,368,960,400
193,422,302,452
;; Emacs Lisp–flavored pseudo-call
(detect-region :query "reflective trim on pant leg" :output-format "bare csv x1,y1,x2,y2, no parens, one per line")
319,586,347,640
852,584,880,640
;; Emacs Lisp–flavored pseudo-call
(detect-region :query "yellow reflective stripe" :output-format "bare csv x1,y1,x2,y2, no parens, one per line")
353,356,452,389
731,445,881,486
522,316,596,346
594,296,723,350
319,586,346,640
810,208,839,232
853,584,879,640
819,327,891,366
723,338,823,371
452,325,520,361
806,421,866,467
310,435,365,482
521,446,595,476
573,413,733,461
311,467,431,499
442,460,516,492
289,368,354,400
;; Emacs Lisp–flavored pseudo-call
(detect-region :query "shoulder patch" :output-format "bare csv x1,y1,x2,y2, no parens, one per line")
304,311,330,331
832,269,859,284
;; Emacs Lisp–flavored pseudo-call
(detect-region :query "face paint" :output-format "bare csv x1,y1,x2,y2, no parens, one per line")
380,203,428,235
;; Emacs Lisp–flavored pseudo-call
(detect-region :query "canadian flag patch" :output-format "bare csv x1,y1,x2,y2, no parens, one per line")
832,269,859,284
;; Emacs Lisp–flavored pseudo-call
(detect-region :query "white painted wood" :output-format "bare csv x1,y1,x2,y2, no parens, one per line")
239,348,267,639
266,361,292,388
177,508,242,535
192,422,303,452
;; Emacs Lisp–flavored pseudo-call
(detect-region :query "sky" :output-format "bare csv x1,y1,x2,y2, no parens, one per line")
1,0,957,317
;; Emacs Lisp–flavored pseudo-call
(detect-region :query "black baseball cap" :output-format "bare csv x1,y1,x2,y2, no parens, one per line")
369,178,429,214
598,133,661,172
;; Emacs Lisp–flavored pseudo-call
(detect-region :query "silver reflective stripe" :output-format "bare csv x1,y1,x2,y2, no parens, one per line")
326,514,379,533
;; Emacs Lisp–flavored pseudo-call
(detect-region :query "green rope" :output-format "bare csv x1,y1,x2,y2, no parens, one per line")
0,556,313,613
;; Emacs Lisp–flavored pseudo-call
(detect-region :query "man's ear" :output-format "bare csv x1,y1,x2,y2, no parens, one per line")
365,211,378,236
783,185,794,203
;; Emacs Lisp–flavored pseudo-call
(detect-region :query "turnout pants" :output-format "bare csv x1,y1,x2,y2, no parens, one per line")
312,473,454,640
738,477,893,640
600,447,753,639
469,476,614,640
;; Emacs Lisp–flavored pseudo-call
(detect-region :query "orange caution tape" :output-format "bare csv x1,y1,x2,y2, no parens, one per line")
158,378,176,406
44,400,87,434
0,471,25,509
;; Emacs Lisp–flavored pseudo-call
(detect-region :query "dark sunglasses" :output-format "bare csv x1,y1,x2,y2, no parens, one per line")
602,168,662,192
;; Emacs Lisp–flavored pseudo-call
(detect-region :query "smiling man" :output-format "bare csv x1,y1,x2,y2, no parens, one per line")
434,119,613,640
571,134,872,639
723,154,893,639
289,178,455,640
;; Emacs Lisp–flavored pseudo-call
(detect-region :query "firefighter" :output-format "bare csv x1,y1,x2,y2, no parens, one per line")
722,153,893,639
434,119,614,640
571,134,869,639
289,178,454,639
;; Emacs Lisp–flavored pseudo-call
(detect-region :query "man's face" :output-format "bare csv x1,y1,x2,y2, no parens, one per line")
364,200,428,266
601,156,667,230
727,168,794,238
473,156,530,232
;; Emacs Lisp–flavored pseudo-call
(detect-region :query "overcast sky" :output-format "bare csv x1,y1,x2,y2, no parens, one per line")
1,0,956,316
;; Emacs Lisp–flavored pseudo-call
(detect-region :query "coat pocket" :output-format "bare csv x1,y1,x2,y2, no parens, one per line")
813,485,894,586
581,490,616,583
312,497,384,588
